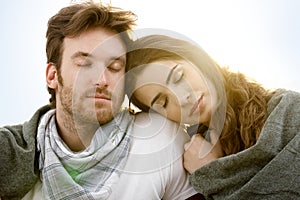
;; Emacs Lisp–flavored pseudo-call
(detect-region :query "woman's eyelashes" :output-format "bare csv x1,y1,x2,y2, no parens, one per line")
172,65,184,83
154,94,169,108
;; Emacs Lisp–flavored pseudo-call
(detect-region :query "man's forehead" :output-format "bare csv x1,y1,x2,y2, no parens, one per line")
64,28,126,57
92,37,126,57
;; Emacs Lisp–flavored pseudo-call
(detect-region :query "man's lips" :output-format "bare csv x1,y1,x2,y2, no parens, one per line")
189,94,204,116
94,94,111,100
87,93,111,101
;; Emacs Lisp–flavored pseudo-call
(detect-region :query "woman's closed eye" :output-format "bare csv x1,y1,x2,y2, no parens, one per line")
152,94,169,108
171,64,184,83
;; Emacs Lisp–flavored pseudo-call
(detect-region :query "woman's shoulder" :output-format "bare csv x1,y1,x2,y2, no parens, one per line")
273,89,300,98
268,89,300,110
267,89,300,126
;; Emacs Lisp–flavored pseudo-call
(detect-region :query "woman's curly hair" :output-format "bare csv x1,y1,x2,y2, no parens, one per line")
126,34,276,155
219,67,275,155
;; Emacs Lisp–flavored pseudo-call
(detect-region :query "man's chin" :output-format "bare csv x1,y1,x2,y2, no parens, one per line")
82,102,122,124
95,109,115,125
97,115,114,125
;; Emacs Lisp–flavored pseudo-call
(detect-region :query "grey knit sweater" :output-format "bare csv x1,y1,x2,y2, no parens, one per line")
190,90,300,200
1,90,300,199
0,105,51,200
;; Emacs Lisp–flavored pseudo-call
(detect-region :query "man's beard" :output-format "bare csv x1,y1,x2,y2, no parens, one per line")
58,85,116,126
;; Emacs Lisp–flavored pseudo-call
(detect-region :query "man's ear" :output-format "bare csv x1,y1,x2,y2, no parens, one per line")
46,63,58,89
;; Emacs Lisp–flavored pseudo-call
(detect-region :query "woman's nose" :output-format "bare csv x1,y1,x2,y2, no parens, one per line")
179,93,192,106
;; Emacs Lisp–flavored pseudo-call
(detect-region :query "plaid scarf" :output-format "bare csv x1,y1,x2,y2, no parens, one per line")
37,109,133,200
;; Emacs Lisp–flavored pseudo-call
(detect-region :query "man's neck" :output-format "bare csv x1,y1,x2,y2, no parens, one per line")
55,111,99,152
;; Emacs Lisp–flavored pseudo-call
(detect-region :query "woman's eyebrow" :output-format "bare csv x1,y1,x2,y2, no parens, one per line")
151,92,162,106
166,64,179,84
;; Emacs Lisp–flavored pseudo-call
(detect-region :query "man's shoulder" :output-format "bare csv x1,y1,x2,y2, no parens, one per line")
0,104,52,160
124,111,189,173
132,111,188,144
0,106,49,199
133,111,182,131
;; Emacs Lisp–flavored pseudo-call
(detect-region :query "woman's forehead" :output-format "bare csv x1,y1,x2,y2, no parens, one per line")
134,62,173,87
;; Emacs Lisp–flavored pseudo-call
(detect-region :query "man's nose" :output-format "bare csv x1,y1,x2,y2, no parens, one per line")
95,69,109,88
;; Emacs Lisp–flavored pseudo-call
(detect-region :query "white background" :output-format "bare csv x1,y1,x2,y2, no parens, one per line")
1,0,299,125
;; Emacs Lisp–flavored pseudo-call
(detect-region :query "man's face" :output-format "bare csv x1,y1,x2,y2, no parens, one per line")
56,27,126,125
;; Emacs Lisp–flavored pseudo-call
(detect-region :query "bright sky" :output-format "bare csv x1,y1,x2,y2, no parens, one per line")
1,0,299,125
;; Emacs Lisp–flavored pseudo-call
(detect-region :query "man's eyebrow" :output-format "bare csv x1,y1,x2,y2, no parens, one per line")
110,55,126,62
166,64,179,84
71,51,92,59
151,92,162,106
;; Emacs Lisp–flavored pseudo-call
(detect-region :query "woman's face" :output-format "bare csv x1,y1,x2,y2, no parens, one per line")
132,59,214,125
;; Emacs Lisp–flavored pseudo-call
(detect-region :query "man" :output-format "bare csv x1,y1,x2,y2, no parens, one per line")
0,2,199,199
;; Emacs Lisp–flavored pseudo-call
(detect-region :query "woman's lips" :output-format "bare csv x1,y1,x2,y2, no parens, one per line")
189,94,204,116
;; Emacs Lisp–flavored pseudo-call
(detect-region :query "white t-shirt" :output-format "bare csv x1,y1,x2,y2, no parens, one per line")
22,112,197,200
108,112,197,199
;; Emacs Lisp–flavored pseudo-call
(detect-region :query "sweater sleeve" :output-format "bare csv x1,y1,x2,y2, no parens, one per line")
189,90,300,200
0,125,38,200
0,105,51,200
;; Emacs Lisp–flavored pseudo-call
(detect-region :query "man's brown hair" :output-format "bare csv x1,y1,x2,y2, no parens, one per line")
46,2,136,108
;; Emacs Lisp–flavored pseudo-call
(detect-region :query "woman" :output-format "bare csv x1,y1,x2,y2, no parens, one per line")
125,34,300,199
